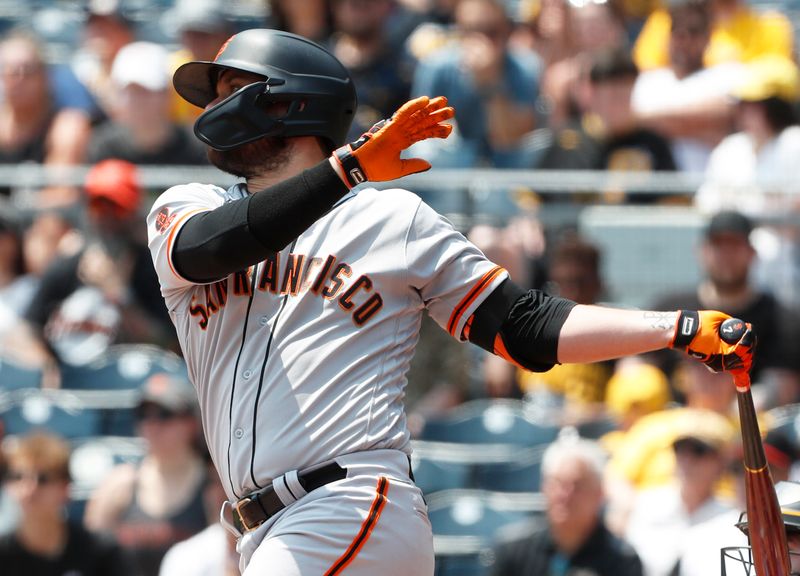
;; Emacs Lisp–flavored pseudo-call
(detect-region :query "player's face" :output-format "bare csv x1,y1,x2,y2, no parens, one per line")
204,69,293,178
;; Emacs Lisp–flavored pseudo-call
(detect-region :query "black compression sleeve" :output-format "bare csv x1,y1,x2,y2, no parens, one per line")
500,290,576,371
173,161,348,283
469,280,577,372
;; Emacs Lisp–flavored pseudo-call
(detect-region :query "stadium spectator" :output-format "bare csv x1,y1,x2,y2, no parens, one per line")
697,56,800,214
490,436,643,575
0,29,91,206
71,0,136,120
23,159,173,367
601,360,672,454
0,432,130,575
511,0,574,67
633,0,793,71
267,0,334,44
518,234,616,421
329,0,416,140
0,418,18,536
411,0,541,168
84,372,208,576
540,0,628,129
632,0,742,174
166,0,235,127
87,41,207,166
539,48,676,203
651,210,800,408
679,443,800,575
157,455,239,576
0,202,25,310
624,413,735,576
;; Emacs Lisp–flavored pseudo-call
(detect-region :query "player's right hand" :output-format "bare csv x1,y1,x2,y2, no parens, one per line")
669,310,756,382
330,95,455,189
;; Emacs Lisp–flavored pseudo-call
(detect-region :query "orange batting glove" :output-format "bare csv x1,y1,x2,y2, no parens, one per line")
330,95,454,188
669,310,756,384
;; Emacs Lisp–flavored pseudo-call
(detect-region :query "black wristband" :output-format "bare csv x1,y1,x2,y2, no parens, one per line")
672,310,699,349
332,145,367,188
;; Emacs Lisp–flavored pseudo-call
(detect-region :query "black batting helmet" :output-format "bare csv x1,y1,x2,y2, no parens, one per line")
173,29,357,151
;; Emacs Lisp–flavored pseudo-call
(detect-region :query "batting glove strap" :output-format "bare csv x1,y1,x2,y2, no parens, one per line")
332,145,367,188
671,310,700,349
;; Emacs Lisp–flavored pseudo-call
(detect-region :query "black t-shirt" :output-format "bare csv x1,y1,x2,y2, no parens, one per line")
0,522,132,576
537,119,676,203
652,290,800,384
490,522,644,576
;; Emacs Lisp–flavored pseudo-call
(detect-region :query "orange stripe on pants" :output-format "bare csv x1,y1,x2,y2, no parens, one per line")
324,476,389,576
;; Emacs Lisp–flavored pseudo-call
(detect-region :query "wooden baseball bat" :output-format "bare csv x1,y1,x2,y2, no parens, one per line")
721,318,790,575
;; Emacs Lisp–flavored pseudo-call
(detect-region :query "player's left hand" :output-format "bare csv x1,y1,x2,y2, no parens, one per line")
669,310,756,380
330,95,455,188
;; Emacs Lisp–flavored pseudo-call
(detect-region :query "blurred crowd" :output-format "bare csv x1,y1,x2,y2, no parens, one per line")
1,0,800,574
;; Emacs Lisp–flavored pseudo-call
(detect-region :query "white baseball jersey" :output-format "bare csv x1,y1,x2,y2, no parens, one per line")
147,182,507,501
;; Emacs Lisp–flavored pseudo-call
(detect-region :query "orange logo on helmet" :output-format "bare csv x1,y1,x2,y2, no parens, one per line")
214,35,235,61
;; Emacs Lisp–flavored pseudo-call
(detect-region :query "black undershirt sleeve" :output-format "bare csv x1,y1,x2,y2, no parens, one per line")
172,160,348,283
469,279,577,372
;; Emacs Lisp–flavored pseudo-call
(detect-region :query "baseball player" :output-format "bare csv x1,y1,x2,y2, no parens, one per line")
147,29,755,576
722,481,800,575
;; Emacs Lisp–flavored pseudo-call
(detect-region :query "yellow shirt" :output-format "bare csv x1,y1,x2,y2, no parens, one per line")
633,6,793,71
519,362,612,405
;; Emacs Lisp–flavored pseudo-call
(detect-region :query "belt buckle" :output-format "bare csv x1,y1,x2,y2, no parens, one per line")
234,496,260,533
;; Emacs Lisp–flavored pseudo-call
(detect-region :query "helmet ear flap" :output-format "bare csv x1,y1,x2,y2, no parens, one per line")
194,82,284,150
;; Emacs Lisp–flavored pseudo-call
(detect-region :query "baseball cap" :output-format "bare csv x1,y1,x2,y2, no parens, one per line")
672,408,735,453
111,41,170,91
732,55,800,103
605,363,671,419
138,372,198,415
85,0,132,25
704,210,753,239
84,159,142,216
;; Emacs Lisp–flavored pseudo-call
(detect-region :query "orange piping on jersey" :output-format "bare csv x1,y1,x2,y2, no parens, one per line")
324,476,389,576
493,333,527,370
447,265,505,337
166,208,208,280
462,315,474,340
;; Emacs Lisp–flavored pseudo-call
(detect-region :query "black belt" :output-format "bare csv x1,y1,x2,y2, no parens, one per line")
233,462,347,533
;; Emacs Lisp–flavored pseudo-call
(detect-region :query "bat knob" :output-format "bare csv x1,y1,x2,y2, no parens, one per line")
719,317,747,344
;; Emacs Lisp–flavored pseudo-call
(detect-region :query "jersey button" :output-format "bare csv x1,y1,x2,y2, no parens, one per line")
259,316,268,326
243,370,252,379
234,428,244,439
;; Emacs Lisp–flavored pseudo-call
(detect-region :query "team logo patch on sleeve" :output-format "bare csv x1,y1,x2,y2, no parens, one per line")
155,207,176,235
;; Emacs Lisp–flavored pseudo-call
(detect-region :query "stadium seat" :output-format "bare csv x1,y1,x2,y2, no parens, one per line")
0,355,43,391
472,446,545,493
60,344,187,391
426,489,544,540
418,399,559,446
412,451,473,495
0,390,103,439
434,551,493,576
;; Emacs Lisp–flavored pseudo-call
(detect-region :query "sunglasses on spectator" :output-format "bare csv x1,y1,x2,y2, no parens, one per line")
674,438,718,457
135,405,185,423
5,470,65,485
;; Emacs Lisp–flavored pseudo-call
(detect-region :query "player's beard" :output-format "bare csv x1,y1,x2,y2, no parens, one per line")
207,136,292,179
